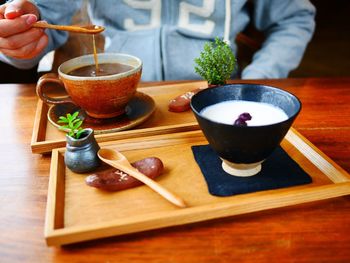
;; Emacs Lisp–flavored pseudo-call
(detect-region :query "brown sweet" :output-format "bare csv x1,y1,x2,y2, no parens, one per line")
168,86,210,112
85,157,164,191
168,88,201,112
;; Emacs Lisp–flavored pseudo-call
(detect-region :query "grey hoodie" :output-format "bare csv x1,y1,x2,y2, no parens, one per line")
1,0,315,81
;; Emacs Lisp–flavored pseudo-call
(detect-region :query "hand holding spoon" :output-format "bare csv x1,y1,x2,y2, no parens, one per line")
98,148,187,208
33,21,105,34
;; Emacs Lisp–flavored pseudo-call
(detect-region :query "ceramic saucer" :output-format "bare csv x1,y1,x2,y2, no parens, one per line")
48,92,155,134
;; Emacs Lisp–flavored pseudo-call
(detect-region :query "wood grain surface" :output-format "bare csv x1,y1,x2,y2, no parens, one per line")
1,78,350,262
30,81,206,154
44,128,350,246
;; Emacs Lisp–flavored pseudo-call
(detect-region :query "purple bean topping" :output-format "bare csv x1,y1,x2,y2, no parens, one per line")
233,118,248,126
233,112,252,126
238,112,252,121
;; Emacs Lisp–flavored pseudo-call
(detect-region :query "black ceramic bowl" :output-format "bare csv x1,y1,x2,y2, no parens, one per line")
190,84,301,177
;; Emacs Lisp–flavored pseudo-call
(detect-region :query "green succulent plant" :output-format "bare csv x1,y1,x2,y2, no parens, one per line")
58,111,85,139
194,37,236,85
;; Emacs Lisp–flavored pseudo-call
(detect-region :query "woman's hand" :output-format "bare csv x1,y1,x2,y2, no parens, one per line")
0,0,48,59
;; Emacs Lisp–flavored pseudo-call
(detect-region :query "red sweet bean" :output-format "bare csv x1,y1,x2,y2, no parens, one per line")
85,157,164,191
168,88,202,112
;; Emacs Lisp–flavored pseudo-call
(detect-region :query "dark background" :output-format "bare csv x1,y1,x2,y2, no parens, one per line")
0,0,349,83
290,0,350,77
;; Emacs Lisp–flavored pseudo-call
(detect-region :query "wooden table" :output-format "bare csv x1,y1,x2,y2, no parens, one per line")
1,78,349,262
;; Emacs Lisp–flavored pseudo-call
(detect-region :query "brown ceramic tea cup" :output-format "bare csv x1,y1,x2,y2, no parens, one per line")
36,53,142,119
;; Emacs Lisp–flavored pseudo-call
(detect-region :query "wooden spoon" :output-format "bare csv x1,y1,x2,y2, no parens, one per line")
33,21,105,34
98,148,187,208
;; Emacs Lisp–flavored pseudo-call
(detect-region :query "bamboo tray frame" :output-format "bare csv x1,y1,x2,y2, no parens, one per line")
31,81,208,154
45,128,350,246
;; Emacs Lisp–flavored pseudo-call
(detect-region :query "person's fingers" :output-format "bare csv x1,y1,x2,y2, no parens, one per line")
0,27,44,49
4,2,24,19
0,33,48,59
0,3,7,18
0,14,38,37
26,34,48,58
0,1,43,60
4,0,40,19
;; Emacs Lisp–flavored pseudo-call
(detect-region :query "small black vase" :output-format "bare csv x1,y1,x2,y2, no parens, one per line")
65,128,100,173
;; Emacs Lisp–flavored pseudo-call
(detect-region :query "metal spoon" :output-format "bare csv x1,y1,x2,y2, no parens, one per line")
98,148,187,208
33,21,105,34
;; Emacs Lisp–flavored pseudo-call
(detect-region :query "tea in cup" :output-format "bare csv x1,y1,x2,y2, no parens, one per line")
36,53,142,119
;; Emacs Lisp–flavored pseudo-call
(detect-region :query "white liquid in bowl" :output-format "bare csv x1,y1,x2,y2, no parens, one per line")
200,100,288,126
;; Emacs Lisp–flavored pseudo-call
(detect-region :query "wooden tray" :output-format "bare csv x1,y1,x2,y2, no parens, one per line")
45,128,350,246
31,81,207,154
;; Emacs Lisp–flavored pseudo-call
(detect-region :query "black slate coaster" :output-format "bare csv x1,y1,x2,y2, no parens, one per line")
191,145,312,197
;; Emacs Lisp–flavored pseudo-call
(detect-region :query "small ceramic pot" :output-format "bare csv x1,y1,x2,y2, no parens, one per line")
64,128,100,173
